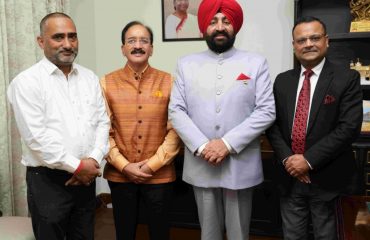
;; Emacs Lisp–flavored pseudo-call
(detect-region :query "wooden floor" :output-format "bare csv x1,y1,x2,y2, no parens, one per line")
95,195,370,239
94,207,281,240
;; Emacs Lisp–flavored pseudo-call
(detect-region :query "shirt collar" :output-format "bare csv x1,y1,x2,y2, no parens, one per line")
40,57,78,76
207,47,237,60
300,58,326,77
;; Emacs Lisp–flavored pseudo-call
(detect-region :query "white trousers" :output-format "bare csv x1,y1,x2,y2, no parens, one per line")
193,186,254,240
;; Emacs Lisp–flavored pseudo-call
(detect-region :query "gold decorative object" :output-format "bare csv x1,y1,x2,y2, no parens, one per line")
351,58,370,81
350,0,370,32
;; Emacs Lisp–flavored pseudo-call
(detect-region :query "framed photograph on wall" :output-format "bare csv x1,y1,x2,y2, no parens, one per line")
162,0,203,41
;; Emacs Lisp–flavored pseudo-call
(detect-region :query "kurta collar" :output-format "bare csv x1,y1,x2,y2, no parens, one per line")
123,63,151,81
125,63,150,80
206,47,237,60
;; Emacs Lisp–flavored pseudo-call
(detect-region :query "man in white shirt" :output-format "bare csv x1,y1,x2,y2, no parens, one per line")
7,12,109,240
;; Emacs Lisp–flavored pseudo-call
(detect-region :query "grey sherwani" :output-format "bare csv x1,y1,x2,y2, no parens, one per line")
169,47,275,190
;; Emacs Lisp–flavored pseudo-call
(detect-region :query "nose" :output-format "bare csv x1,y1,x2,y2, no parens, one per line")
62,37,72,49
133,40,142,48
215,21,225,31
304,38,314,47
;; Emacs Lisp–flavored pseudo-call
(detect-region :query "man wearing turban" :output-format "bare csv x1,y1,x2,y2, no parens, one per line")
169,0,275,239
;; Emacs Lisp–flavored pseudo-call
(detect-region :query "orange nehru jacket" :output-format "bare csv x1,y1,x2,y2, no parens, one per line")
101,64,181,184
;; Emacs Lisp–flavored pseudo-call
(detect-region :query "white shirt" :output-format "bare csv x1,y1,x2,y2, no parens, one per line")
7,57,110,173
289,58,325,169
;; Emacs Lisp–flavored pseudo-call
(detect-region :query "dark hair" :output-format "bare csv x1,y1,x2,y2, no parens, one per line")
121,21,154,45
292,16,327,37
40,12,73,35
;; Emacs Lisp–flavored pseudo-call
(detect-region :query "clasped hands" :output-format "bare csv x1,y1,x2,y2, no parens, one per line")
284,154,311,184
200,139,230,166
122,160,154,184
65,157,101,186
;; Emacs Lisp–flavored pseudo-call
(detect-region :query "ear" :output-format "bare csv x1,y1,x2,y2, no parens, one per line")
37,36,44,49
121,44,126,57
149,44,153,57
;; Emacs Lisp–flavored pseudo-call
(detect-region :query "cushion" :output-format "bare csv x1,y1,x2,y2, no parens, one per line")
0,217,34,240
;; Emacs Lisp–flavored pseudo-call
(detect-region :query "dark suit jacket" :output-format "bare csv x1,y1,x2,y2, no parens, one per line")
267,60,362,196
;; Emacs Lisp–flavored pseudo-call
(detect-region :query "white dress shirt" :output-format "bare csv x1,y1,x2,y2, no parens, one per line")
294,58,326,122
7,57,110,173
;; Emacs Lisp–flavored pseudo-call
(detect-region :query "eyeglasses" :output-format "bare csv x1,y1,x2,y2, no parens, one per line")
125,38,150,46
294,34,326,45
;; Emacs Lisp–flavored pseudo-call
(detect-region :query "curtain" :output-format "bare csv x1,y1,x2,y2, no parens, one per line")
0,0,70,216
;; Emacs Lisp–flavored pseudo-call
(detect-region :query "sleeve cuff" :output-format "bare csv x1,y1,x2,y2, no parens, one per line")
63,154,81,173
196,142,208,156
112,155,130,173
146,158,163,172
306,159,313,170
221,138,233,153
89,148,105,164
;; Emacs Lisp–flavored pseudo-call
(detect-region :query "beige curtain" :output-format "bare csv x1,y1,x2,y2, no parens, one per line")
0,0,70,216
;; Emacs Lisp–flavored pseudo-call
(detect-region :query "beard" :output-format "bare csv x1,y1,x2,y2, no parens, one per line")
54,48,78,66
205,31,235,54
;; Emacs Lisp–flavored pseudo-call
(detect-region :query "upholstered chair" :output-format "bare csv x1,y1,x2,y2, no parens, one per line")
0,210,35,240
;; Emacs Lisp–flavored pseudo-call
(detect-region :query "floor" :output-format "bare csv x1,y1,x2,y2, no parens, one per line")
94,194,370,239
94,207,282,240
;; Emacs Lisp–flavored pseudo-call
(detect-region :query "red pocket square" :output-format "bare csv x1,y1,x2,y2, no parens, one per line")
324,95,336,104
236,73,251,80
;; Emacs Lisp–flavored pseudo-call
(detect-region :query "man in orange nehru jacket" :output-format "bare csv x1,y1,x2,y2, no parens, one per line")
169,0,275,239
101,21,181,240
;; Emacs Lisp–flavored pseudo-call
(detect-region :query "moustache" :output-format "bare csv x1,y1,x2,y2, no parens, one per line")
58,49,76,55
131,49,145,54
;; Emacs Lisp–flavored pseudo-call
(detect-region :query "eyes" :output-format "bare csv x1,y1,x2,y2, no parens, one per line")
209,18,231,26
52,33,77,42
294,34,326,45
125,38,150,46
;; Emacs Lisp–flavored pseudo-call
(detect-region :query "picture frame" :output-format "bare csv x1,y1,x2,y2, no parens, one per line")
361,100,370,134
162,0,203,41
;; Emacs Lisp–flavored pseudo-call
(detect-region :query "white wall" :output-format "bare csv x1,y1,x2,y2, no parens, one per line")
69,0,294,193
70,0,294,79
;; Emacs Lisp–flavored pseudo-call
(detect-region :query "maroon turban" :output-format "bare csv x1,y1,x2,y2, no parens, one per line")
197,0,244,35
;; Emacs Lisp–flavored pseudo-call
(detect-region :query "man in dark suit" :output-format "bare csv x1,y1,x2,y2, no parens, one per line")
267,16,363,239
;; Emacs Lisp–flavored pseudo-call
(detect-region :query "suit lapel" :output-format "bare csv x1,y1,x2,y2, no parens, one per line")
287,69,301,134
307,61,333,135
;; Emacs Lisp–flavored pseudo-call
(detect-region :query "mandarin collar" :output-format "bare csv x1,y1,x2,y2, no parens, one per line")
124,63,150,80
206,47,237,60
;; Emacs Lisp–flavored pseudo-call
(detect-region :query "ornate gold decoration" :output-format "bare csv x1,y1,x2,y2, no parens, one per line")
350,0,370,32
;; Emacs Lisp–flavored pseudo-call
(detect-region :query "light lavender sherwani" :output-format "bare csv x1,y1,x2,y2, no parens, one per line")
169,47,275,190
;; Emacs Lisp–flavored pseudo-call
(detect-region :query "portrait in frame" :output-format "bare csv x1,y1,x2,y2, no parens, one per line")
162,0,203,41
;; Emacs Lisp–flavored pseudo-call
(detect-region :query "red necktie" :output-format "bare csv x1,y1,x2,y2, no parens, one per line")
292,69,313,154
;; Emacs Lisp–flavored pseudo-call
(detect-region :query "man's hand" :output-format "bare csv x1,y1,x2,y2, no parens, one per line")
122,161,153,184
201,139,230,166
65,175,83,186
285,154,310,182
140,163,154,175
296,173,311,184
68,158,101,186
